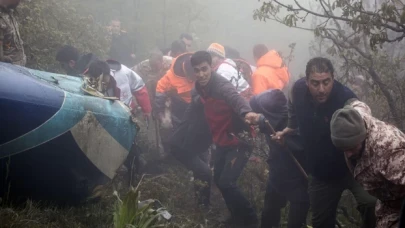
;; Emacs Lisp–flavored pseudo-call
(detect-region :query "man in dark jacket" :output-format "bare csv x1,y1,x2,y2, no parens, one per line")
250,89,309,228
55,45,98,77
273,57,376,228
85,60,120,99
109,19,135,68
167,89,213,207
190,51,260,227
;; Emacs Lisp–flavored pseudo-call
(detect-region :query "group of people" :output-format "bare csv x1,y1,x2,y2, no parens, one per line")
1,1,404,227
54,40,405,228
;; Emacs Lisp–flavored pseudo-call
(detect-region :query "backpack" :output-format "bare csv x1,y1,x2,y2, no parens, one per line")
215,58,253,91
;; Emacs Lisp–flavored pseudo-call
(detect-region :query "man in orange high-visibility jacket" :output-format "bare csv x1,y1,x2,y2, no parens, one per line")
251,44,290,95
155,52,195,128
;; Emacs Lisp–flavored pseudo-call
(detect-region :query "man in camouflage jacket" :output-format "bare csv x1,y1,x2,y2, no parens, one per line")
132,51,172,101
331,99,405,228
0,0,25,66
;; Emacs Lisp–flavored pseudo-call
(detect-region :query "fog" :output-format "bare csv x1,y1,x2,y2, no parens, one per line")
76,0,315,78
197,0,314,78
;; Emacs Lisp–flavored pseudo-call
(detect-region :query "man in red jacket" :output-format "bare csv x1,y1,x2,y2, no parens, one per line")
190,51,260,228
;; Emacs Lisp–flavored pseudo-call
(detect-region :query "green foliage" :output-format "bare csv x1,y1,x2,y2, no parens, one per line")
0,199,114,228
113,186,167,228
17,0,212,71
18,0,109,72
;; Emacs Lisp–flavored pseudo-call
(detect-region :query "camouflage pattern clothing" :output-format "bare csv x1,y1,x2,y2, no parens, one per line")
133,56,172,81
349,100,405,228
0,7,26,66
132,56,172,100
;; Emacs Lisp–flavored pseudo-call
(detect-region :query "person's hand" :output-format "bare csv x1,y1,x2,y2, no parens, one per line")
271,131,285,145
143,113,151,121
144,112,151,118
244,112,261,125
143,113,151,129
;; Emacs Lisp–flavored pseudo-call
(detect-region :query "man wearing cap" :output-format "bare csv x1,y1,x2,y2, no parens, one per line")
331,99,405,228
155,52,195,129
250,89,310,228
206,43,251,98
154,52,195,158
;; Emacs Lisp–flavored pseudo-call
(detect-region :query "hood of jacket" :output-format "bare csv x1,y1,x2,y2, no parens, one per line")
256,50,284,69
170,53,195,81
249,89,287,131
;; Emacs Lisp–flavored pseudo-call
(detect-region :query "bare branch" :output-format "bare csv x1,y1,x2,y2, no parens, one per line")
257,12,314,32
321,30,371,60
270,0,405,33
385,33,405,42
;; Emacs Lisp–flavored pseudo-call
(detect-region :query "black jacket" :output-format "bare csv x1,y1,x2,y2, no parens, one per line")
168,89,212,157
67,53,99,77
290,78,357,181
250,89,306,182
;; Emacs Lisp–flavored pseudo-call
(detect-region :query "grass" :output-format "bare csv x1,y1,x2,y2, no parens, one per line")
113,183,168,228
0,199,113,228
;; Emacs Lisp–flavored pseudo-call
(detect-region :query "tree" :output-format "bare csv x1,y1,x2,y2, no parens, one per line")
18,0,110,72
254,0,405,129
18,0,212,71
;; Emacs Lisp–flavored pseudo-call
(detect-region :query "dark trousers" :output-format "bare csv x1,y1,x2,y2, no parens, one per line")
170,146,212,206
214,145,258,225
261,176,309,228
309,173,377,228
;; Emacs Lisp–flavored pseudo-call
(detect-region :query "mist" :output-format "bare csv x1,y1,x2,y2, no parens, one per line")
192,0,314,78
102,0,315,78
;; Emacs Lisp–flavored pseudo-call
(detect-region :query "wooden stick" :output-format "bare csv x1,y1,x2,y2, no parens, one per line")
265,120,342,227
154,118,161,153
264,120,309,180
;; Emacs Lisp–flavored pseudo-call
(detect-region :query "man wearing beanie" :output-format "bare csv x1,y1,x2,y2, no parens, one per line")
331,99,405,228
273,57,376,228
250,89,310,228
206,43,251,98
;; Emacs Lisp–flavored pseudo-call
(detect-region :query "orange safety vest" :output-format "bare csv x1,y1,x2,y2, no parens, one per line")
156,53,195,103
